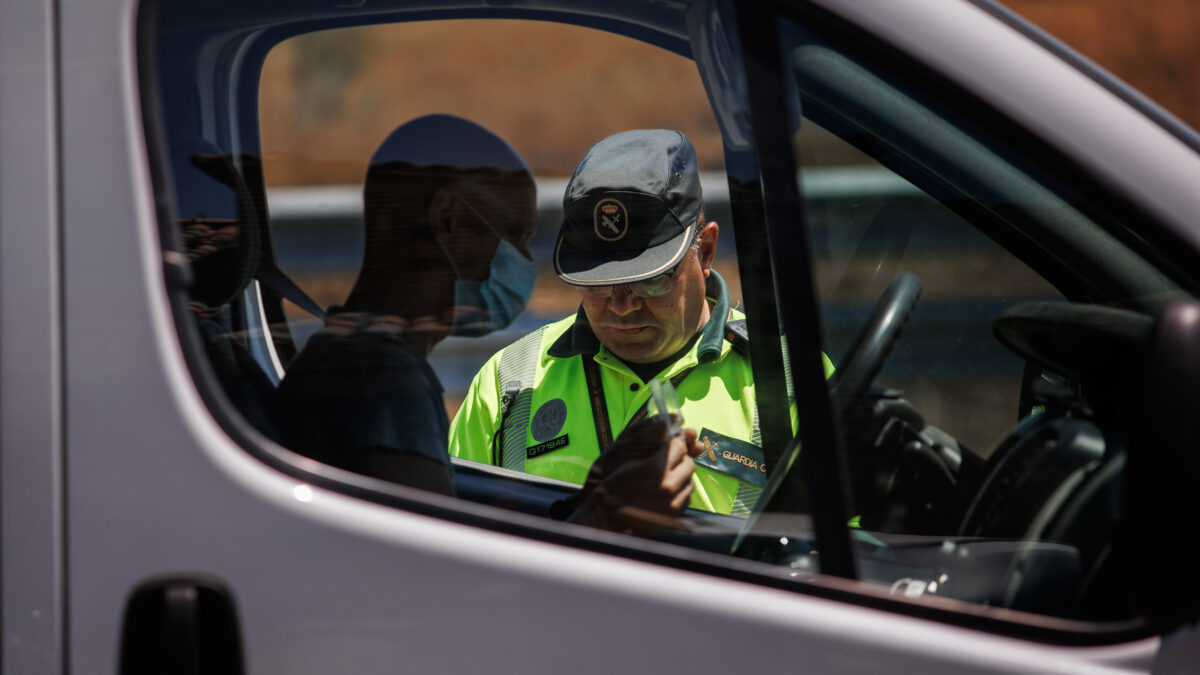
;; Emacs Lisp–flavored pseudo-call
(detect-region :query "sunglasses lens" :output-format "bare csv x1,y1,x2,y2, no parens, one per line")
581,285,614,298
632,274,673,297
578,269,675,298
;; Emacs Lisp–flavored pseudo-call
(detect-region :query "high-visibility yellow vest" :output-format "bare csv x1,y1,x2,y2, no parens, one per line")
448,271,834,515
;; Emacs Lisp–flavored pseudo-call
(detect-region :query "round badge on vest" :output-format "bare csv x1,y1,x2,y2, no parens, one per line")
531,398,567,442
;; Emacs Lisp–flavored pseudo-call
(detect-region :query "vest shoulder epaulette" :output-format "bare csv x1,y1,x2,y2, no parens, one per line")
724,318,749,356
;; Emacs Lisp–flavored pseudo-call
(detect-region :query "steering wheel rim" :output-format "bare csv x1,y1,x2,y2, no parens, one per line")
831,272,921,413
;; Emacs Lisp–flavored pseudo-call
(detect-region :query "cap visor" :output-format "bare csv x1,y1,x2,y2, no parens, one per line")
555,223,695,286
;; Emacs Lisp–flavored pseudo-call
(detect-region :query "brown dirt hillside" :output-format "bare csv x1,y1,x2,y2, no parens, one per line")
257,3,1200,188
258,20,723,187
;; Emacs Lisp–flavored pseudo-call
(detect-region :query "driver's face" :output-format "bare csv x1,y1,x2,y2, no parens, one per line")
448,178,537,280
582,222,718,364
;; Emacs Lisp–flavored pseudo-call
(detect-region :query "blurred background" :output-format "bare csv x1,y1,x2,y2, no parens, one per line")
258,0,1200,189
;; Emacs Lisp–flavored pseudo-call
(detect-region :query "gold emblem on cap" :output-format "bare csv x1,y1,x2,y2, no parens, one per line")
593,198,628,242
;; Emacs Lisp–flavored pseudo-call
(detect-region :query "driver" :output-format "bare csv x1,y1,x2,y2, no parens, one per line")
271,114,539,493
449,129,834,516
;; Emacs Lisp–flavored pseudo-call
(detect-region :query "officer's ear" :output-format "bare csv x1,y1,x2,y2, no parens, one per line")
698,222,719,274
427,184,461,242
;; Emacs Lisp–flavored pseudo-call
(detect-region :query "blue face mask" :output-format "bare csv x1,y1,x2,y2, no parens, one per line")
439,198,537,337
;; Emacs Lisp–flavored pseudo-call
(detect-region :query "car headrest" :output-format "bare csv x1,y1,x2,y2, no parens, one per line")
176,139,262,317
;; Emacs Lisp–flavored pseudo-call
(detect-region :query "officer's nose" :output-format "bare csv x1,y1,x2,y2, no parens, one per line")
607,284,642,316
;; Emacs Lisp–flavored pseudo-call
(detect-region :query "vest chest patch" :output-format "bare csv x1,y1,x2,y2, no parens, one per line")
695,428,767,488
527,434,569,459
530,398,567,442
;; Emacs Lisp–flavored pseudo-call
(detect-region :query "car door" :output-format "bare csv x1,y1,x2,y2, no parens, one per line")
744,0,1200,667
34,0,1200,673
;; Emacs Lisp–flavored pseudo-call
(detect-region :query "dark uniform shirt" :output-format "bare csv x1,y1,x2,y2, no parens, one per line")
271,308,452,487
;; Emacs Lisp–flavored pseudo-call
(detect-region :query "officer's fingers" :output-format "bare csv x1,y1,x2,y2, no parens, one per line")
667,473,695,512
663,454,695,493
681,428,703,457
663,433,692,467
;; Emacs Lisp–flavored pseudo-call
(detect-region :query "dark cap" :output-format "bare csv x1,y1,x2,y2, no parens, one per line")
554,129,702,286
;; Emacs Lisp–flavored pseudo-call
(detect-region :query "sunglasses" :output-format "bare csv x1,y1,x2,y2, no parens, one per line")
580,266,679,298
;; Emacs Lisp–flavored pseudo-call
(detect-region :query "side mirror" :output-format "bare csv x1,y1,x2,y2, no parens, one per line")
1122,301,1200,629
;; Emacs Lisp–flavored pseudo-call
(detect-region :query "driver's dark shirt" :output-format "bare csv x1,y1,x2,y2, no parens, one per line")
271,308,451,480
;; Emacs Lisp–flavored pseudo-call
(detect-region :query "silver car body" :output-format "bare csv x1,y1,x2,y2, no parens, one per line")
2,0,1199,672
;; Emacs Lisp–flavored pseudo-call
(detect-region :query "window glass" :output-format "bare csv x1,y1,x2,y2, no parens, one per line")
162,5,794,534
774,15,1176,622
799,118,1060,454
248,17,778,522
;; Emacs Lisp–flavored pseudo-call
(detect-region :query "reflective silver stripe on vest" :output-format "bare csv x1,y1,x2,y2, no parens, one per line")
751,406,762,447
494,326,546,471
731,484,762,516
733,406,764,515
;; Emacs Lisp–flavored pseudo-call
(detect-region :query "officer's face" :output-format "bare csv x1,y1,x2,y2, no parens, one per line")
583,222,718,365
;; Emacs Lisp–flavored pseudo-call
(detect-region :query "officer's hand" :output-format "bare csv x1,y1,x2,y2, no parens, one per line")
585,414,700,483
568,415,701,536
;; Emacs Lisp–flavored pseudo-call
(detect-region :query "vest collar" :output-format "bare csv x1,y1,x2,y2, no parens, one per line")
546,269,733,365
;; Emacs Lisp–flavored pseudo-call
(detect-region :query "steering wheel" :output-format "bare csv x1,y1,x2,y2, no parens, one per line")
830,272,921,413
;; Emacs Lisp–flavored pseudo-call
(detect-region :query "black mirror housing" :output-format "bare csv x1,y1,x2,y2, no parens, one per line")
1122,301,1200,629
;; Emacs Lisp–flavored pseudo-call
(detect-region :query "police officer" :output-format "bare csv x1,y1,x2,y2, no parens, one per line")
450,129,830,517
